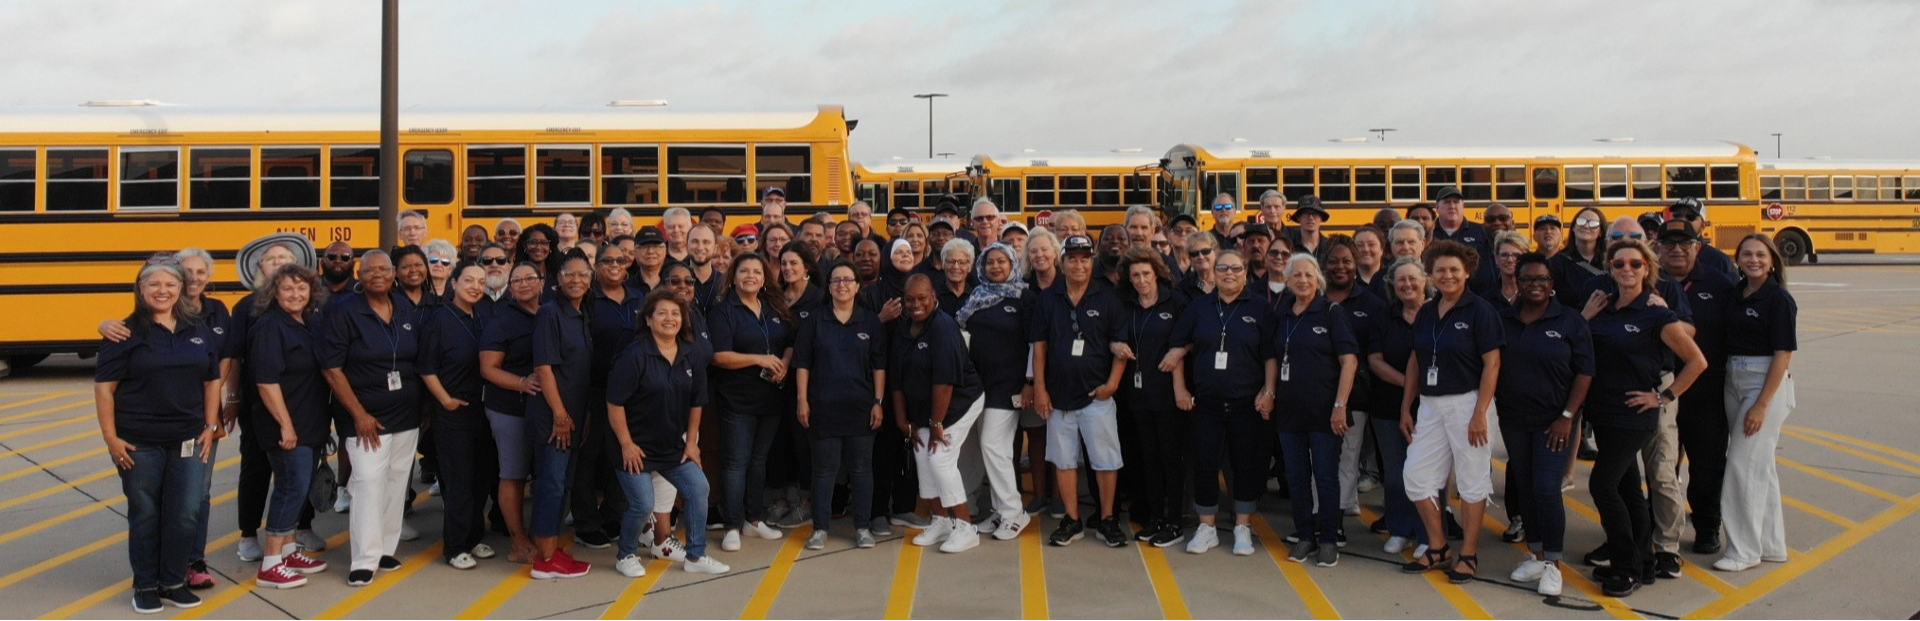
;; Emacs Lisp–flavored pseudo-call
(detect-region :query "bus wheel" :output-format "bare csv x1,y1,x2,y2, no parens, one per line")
1774,230,1811,266
5,354,48,371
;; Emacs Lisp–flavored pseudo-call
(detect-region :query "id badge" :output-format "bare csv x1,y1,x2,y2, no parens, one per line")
1280,362,1291,382
1213,351,1229,370
387,371,403,392
180,438,195,458
1133,372,1143,389
1425,366,1439,387
1071,339,1085,357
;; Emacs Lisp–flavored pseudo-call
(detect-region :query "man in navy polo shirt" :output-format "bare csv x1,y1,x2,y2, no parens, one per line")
1430,186,1497,293
1656,219,1739,555
1030,234,1130,548
1666,198,1736,279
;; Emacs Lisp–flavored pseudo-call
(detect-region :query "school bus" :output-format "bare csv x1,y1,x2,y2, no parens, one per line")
965,150,1163,227
0,101,854,369
1159,139,1758,246
853,158,970,214
1739,159,1920,264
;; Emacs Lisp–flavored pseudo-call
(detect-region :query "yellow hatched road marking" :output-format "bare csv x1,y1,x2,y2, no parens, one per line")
1789,426,1920,465
1784,429,1920,477
1018,515,1048,620
457,566,533,619
1246,514,1339,619
312,542,444,620
598,558,672,620
175,530,351,621
0,439,100,475
739,523,811,620
1781,495,1859,529
22,502,243,619
1680,492,1920,619
0,414,92,440
0,466,117,512
0,392,83,417
1777,457,1905,503
0,455,240,545
882,530,925,619
1475,512,1642,619
1135,544,1192,620
1353,506,1491,620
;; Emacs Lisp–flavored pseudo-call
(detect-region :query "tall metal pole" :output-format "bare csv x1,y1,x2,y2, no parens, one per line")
913,93,947,159
1771,133,1782,158
378,0,400,250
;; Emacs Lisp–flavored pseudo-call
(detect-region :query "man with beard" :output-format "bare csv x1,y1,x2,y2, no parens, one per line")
1097,224,1128,287
1483,203,1516,234
852,238,883,286
477,243,512,304
321,241,359,296
686,224,722,313
460,225,490,261
798,219,830,257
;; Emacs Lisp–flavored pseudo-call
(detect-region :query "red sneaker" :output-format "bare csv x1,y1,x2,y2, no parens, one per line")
531,551,589,580
282,551,329,574
185,563,215,590
556,548,593,575
255,563,309,589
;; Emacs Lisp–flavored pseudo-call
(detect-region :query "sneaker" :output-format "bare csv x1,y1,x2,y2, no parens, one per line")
994,513,1031,541
1712,556,1760,572
939,525,980,553
1511,557,1548,582
1357,475,1380,493
1502,518,1525,543
531,550,589,579
975,515,1000,535
185,561,215,590
1537,562,1564,596
429,481,442,497
869,521,894,537
1601,572,1639,597
1024,497,1051,515
652,536,688,562
615,554,647,578
378,555,403,572
1285,531,1303,544
333,487,352,513
448,553,478,570
744,521,784,540
1655,552,1683,579
236,537,263,562
283,550,328,574
296,529,328,552
1287,540,1316,562
855,529,877,549
775,505,813,529
806,531,828,550
159,585,202,608
684,555,731,574
1185,525,1219,554
472,543,497,559
1344,506,1361,517
1232,525,1255,556
1096,517,1131,548
132,589,163,614
1135,519,1163,542
913,516,953,547
1048,518,1084,547
1384,536,1411,555
889,512,931,529
1149,523,1186,548
1368,518,1388,535
399,521,420,542
1582,545,1612,567
1335,530,1348,548
256,563,309,589
574,530,614,549
1692,530,1723,555
721,529,743,552
765,503,792,526
1315,545,1339,567
1047,499,1066,519
346,569,373,587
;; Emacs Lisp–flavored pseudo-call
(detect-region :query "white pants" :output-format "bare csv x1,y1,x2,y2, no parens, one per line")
1644,373,1686,552
977,407,1025,522
652,472,677,513
1721,356,1795,564
347,428,419,572
1337,410,1367,510
1404,392,1496,504
914,397,984,508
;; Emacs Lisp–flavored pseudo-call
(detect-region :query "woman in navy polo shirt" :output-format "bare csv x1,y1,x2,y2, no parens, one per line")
1482,232,1530,310
607,290,733,577
478,262,546,564
772,244,826,529
96,260,222,614
574,244,645,552
524,250,597,580
956,243,1034,541
1714,235,1798,573
1271,254,1358,568
710,252,796,551
1369,257,1427,555
894,275,989,554
1578,239,1708,595
1114,248,1188,547
1169,249,1276,556
249,265,334,588
1497,253,1594,596
935,239,976,316
1398,240,1503,582
1552,206,1608,308
795,261,889,550
1322,236,1385,521
319,249,425,587
420,262,499,570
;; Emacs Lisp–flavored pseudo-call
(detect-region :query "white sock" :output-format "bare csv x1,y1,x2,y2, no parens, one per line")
263,554,283,572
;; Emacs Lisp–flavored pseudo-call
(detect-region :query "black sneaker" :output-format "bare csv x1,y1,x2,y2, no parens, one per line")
1135,519,1163,542
1048,518,1084,547
1501,517,1525,543
574,530,614,549
1583,545,1612,567
347,569,374,586
1096,517,1131,548
1285,531,1304,544
1601,572,1639,597
1578,434,1599,461
1368,517,1388,534
1335,529,1349,548
377,555,403,571
1149,523,1187,548
1692,529,1723,555
1655,552,1683,579
158,586,201,609
131,588,163,614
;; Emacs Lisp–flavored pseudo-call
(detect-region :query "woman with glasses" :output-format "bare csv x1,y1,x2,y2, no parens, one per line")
935,240,976,316
1258,236,1295,308
762,224,793,265
1113,247,1188,547
579,214,607,245
1482,232,1531,312
956,243,1035,541
895,274,989,553
1497,253,1593,596
569,244,646,553
711,253,796,551
1177,232,1219,301
1169,249,1275,555
1552,207,1608,308
1715,235,1797,573
424,240,459,307
1369,258,1428,555
1271,254,1358,568
517,224,563,285
478,261,546,558
794,261,889,549
524,250,598,580
555,213,580,252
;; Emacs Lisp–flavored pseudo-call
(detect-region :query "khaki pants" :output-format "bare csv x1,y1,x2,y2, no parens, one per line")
1643,372,1685,553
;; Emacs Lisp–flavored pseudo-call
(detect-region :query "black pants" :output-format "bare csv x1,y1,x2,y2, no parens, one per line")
810,434,874,530
238,426,313,538
570,399,627,536
1192,397,1266,515
1590,424,1655,575
1126,402,1190,524
870,420,918,517
1677,374,1729,534
436,403,497,558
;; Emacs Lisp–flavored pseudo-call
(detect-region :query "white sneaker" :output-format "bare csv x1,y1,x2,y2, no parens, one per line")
1713,556,1760,572
429,482,441,497
448,553,477,570
994,514,1031,541
1511,557,1548,582
1186,525,1219,554
332,487,352,513
744,521,783,540
399,521,420,542
237,537,263,562
888,512,931,529
975,516,999,535
472,543,496,559
1344,506,1361,517
684,556,731,574
636,524,654,549
939,525,980,553
721,530,742,552
1357,476,1380,493
912,516,953,547
1537,563,1563,596
295,529,328,552
652,536,687,561
1384,536,1411,554
855,529,877,549
1232,525,1254,556
615,554,647,578
806,531,828,550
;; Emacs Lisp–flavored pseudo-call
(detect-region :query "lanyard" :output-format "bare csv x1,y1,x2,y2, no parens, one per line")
1280,308,1309,366
745,301,775,355
1214,296,1241,351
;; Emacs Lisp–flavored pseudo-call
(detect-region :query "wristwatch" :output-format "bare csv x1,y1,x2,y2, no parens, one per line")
1659,388,1677,403
1332,401,1346,409
1561,410,1575,419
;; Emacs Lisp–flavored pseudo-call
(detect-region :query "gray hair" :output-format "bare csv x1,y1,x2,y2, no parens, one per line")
1284,253,1327,293
1493,231,1530,253
1124,205,1157,227
360,248,391,265
970,196,998,215
1387,256,1431,299
1390,218,1428,241
497,217,521,228
941,238,976,263
609,207,634,221
1259,189,1286,204
1185,230,1217,250
662,207,691,224
424,239,458,260
173,247,215,274
398,209,425,223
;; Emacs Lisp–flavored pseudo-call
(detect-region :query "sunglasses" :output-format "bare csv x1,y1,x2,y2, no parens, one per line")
427,257,454,267
1188,248,1215,258
478,257,510,266
734,235,758,244
663,277,695,287
1214,264,1246,273
1611,258,1646,270
1574,218,1603,229
1609,232,1646,241
1212,204,1234,211
323,253,353,262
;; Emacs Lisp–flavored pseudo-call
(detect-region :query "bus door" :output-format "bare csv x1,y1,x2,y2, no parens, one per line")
402,145,458,240
1529,165,1563,225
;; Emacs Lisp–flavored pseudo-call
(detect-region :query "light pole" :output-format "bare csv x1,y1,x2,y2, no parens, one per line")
1369,128,1397,141
1770,133,1782,158
378,0,399,249
913,93,947,158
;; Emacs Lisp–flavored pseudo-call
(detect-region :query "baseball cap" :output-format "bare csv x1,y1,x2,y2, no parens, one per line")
1168,213,1197,229
1668,197,1705,219
1240,223,1274,239
928,219,955,233
1062,235,1096,255
1432,186,1464,202
1657,219,1703,244
1533,213,1563,228
760,186,786,200
1000,221,1028,237
635,226,666,245
886,206,916,220
730,223,760,239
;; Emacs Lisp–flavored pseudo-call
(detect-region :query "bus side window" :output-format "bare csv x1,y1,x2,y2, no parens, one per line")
406,149,454,205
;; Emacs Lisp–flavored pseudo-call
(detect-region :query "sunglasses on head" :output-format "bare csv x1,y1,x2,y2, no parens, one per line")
1609,232,1645,241
1611,258,1646,270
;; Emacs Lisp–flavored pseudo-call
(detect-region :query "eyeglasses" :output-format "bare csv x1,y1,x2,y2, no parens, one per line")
1188,248,1214,258
596,256,625,265
734,235,757,244
524,238,552,247
1497,252,1523,260
1611,259,1646,270
427,257,454,267
1574,218,1603,229
828,277,859,286
1485,214,1513,223
1214,263,1246,273
663,277,695,287
323,253,353,262
478,257,510,266
1609,232,1646,241
1517,275,1553,284
559,270,592,279
510,275,543,285
1266,249,1290,258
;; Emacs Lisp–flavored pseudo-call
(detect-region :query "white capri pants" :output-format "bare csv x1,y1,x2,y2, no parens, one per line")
1403,391,1496,504
1721,355,1795,565
977,407,1026,523
346,428,420,572
914,396,985,508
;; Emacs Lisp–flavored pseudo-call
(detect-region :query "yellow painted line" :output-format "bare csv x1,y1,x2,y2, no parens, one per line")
1784,429,1920,477
1491,458,1735,597
883,529,925,620
0,392,82,417
1136,544,1193,620
0,466,116,511
0,441,101,477
1681,493,1920,619
17,500,241,619
0,456,239,545
1788,426,1920,465
175,530,349,621
312,541,444,620
40,578,130,619
739,523,812,620
598,558,673,620
1353,506,1489,620
457,566,533,620
1246,514,1339,619
0,413,92,440
1782,495,1859,529
1019,516,1049,620
0,530,123,590
1476,512,1641,619
1777,457,1906,503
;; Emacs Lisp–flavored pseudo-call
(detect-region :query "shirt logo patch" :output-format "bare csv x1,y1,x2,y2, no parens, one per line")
1241,316,1258,324
857,333,870,341
1745,308,1761,318
212,327,224,335
799,311,810,319
917,342,929,350
1464,236,1479,243
1084,309,1101,318
1312,326,1328,335
189,337,205,345
401,323,413,331
1453,322,1469,330
1697,292,1714,300
1003,305,1017,313
1624,324,1642,333
1159,312,1173,320
686,368,694,377
1352,311,1368,318
1545,330,1563,339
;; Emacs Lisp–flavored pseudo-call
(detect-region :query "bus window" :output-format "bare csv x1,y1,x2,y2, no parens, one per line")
1855,176,1878,201
189,147,251,210
1390,167,1421,201
120,148,180,210
1319,167,1351,202
1879,176,1900,201
1598,166,1628,200
1355,167,1386,202
1059,175,1089,206
1026,175,1055,207
535,145,591,205
991,178,1021,212
1783,176,1805,201
859,183,889,211
1283,167,1314,202
1246,168,1279,204
893,180,921,209
1631,165,1661,200
0,149,35,212
329,146,380,209
1496,166,1526,201
1904,176,1920,200
1123,174,1153,206
601,145,660,206
1205,172,1240,207
1532,168,1560,200
405,149,455,205
469,145,528,206
262,148,321,209
1760,176,1781,200
1425,166,1457,193
1666,165,1706,200
1710,165,1741,199
756,145,811,205
1458,166,1491,201
666,145,747,204
1563,166,1594,201
47,148,109,211
1092,175,1121,206
1806,176,1830,201
1831,176,1853,201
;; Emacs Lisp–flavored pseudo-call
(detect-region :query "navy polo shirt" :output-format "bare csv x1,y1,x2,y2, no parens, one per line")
1696,243,1736,280
248,307,332,448
223,295,262,409
1725,279,1798,356
1496,302,1595,429
1170,288,1274,402
479,300,538,417
794,306,886,437
1271,296,1359,433
1370,303,1419,420
858,278,906,318
1551,250,1605,308
96,320,220,446
1029,281,1127,412
960,288,1035,410
418,304,485,404
707,293,794,417
1411,292,1504,397
1434,220,1496,291
526,298,594,429
1677,265,1739,371
892,310,983,427
321,291,422,433
198,296,233,355
1586,290,1679,428
606,337,710,471
1121,289,1186,409
691,270,723,315
1331,286,1387,413
935,278,973,317
788,284,828,325
1579,274,1694,324
587,284,646,388
1480,285,1517,314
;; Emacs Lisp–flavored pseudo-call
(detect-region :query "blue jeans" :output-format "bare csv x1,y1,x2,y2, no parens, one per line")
616,460,712,559
722,410,779,529
190,439,218,565
1278,431,1343,544
811,434,874,531
1369,417,1426,544
1501,419,1570,558
528,440,576,538
1191,397,1264,516
119,441,212,590
264,445,317,536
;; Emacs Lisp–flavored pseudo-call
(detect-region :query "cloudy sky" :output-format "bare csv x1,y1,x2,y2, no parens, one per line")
3,0,1914,162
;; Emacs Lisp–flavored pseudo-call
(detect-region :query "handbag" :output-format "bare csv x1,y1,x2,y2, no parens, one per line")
308,443,338,512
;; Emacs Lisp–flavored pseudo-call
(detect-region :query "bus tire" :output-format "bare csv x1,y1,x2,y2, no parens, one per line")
5,354,48,371
1774,229,1812,266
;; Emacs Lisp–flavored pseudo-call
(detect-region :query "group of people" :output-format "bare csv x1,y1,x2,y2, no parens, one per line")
96,184,1798,613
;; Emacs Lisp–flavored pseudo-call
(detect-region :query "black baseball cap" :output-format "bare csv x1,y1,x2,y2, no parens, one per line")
761,186,786,200
934,202,962,217
887,206,916,220
928,219,955,233
1432,186,1464,202
1668,197,1705,219
1168,213,1197,229
1240,223,1274,239
1062,235,1096,255
1657,219,1703,244
635,226,665,245
1533,213,1563,228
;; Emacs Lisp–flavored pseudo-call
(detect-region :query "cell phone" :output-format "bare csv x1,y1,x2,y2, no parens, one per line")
760,368,782,386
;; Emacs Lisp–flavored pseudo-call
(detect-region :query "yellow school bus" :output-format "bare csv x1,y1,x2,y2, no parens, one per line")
1159,139,1758,244
1738,159,1920,264
965,150,1163,228
853,158,970,214
0,102,854,368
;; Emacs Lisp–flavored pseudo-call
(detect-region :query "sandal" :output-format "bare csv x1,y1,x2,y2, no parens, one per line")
1447,554,1480,584
1401,545,1452,573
